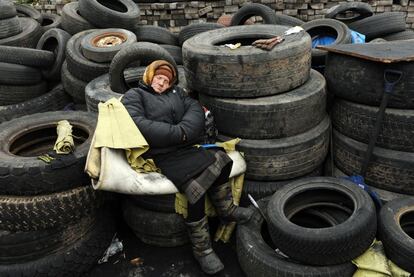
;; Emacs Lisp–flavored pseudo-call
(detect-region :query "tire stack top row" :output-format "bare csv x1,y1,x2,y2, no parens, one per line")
182,24,329,203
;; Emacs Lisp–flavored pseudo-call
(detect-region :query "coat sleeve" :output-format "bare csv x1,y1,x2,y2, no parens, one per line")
177,90,205,143
121,89,184,148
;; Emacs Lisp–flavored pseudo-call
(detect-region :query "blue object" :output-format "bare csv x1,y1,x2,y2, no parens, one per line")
350,30,365,44
312,36,336,48
200,144,223,149
343,175,382,210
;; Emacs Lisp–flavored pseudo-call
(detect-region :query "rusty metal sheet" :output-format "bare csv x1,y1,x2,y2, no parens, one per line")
317,39,414,63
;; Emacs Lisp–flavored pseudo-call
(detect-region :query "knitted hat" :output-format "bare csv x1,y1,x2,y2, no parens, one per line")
143,60,177,86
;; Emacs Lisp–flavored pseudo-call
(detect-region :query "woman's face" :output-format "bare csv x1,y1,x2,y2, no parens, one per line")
151,74,170,94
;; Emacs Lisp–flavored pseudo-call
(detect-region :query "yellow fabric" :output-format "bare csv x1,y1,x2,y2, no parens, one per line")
94,98,158,173
174,138,244,243
352,240,410,277
53,120,75,154
142,60,177,87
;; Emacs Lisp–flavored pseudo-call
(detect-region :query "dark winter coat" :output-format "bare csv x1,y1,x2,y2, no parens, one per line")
121,82,216,189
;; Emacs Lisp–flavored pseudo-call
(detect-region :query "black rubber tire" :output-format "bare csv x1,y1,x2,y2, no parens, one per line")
331,165,408,204
40,13,61,33
0,215,94,264
378,197,414,273
61,2,95,35
0,17,42,48
0,45,54,68
0,81,47,105
0,186,103,232
333,129,414,195
80,28,137,63
275,14,304,26
15,4,43,24
122,199,188,247
267,177,377,265
78,0,140,29
348,12,406,40
109,42,177,93
0,16,22,39
240,166,323,207
0,111,96,195
0,84,71,124
369,38,387,43
0,0,17,20
219,116,330,181
178,23,224,46
36,28,71,81
129,194,176,213
134,25,179,46
332,99,414,152
160,44,182,65
237,198,356,277
0,62,42,85
61,61,88,104
302,18,351,65
86,65,187,112
199,69,326,139
325,51,414,108
66,29,111,82
183,25,311,98
383,29,414,41
0,212,115,276
230,3,278,26
325,2,373,23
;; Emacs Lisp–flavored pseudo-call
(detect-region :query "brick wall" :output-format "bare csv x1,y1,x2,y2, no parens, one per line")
29,0,414,31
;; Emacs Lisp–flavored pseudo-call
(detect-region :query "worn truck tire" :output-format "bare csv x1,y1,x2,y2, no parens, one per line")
267,177,377,265
160,44,182,65
0,186,102,232
0,0,17,20
302,19,351,65
219,116,330,181
325,2,373,23
0,111,96,195
183,25,311,98
332,99,414,152
129,194,176,213
61,61,88,103
275,14,304,26
325,50,414,108
0,45,54,68
0,212,115,277
122,199,188,247
36,28,71,81
333,129,414,195
0,16,22,39
0,17,42,48
230,3,278,25
348,12,406,40
0,81,47,105
379,198,414,273
78,0,140,29
15,4,43,23
61,2,95,35
134,25,179,46
40,13,61,33
66,29,110,82
383,29,414,41
0,62,42,85
199,69,326,139
0,84,71,124
237,198,356,277
178,23,223,46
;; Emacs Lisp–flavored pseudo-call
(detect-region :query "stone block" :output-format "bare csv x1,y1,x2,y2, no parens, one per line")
310,3,324,9
224,5,239,12
199,5,213,16
283,9,298,15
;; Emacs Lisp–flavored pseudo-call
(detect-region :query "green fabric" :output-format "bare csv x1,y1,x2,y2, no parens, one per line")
94,98,158,173
352,240,410,277
53,120,75,154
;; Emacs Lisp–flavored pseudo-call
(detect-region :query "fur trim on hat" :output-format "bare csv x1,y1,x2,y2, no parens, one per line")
143,60,177,86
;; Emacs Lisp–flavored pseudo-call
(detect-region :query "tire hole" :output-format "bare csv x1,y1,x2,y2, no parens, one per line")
97,0,128,13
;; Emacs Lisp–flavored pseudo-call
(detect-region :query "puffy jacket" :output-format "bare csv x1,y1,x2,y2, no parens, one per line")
121,82,205,155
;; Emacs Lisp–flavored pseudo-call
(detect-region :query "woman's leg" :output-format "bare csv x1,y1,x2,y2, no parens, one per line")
187,195,205,222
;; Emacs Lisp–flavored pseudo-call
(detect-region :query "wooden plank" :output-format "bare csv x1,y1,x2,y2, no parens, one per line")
317,40,414,63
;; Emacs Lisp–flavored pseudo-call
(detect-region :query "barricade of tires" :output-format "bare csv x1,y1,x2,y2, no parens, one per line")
182,24,329,205
0,111,115,276
237,177,414,276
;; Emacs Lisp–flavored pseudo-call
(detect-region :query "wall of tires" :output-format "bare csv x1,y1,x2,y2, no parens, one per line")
29,0,414,32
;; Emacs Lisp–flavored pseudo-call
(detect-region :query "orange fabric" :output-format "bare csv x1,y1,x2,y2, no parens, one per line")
142,60,177,86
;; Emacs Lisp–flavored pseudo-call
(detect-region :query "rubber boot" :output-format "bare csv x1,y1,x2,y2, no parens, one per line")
185,216,224,275
208,182,253,224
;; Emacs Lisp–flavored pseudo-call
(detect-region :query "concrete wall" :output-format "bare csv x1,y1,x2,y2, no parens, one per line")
31,0,414,32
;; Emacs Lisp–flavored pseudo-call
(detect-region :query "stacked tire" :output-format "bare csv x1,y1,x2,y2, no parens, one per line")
183,24,329,205
326,51,414,204
237,177,379,276
0,111,115,276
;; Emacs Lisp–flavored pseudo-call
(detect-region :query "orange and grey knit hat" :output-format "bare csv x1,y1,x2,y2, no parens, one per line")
143,60,177,86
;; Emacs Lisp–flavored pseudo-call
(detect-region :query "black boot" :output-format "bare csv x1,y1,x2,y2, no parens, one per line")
208,182,253,224
185,216,224,275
